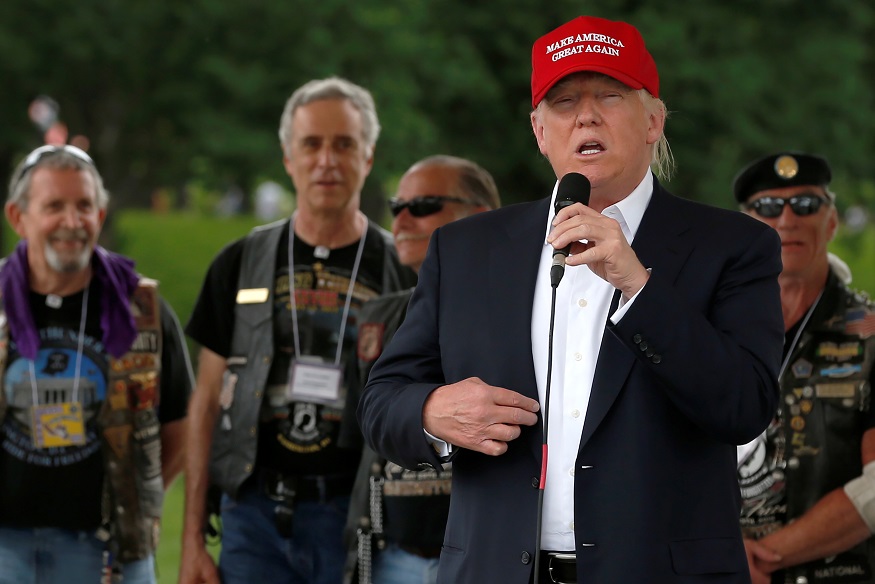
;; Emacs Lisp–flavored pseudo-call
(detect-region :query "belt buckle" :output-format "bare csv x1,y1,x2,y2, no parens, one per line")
264,471,297,502
547,552,577,584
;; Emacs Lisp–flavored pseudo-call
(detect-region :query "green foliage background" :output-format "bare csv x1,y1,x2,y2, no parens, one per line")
1,1,874,216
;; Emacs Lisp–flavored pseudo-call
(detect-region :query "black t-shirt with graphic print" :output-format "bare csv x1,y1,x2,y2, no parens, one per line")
0,280,191,530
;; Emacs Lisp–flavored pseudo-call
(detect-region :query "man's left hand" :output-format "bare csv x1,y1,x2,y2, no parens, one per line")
547,202,649,299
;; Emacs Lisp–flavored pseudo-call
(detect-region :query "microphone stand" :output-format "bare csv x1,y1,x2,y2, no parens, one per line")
533,276,561,584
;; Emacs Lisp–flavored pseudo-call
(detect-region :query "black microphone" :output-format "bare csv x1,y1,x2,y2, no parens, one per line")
550,172,591,288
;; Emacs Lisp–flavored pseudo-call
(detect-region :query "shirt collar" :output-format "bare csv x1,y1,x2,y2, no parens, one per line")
545,170,654,245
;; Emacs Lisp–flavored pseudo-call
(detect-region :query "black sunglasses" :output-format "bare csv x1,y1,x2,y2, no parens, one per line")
388,195,473,218
745,194,829,219
16,145,94,182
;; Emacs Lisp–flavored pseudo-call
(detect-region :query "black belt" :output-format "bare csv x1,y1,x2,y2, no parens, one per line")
398,543,442,559
539,551,576,584
261,469,355,503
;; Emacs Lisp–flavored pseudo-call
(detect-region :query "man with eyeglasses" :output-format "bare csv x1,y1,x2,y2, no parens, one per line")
342,155,499,584
734,151,875,584
180,77,415,584
0,144,193,584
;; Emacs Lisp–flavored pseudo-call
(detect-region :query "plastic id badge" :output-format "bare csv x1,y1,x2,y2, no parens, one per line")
31,402,87,448
287,358,343,406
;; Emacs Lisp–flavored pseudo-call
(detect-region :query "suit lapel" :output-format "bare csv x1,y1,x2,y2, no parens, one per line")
489,198,549,404
488,198,550,461
578,182,693,451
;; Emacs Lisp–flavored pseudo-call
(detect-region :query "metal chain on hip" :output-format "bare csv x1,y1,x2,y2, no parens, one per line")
357,475,386,584
357,526,372,584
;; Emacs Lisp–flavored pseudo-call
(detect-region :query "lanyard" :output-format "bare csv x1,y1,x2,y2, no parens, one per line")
778,287,824,380
288,213,367,365
29,285,90,405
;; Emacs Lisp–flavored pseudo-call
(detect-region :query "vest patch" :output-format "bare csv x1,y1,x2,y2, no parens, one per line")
358,322,385,362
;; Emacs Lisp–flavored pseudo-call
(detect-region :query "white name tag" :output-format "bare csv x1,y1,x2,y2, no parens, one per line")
236,288,269,304
287,359,342,405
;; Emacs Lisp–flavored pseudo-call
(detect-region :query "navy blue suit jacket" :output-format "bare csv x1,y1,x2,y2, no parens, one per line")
359,180,783,583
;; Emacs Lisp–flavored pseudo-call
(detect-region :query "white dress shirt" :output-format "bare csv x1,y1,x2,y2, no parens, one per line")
531,170,653,551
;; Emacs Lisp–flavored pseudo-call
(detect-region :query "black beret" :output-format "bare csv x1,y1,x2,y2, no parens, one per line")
732,152,831,203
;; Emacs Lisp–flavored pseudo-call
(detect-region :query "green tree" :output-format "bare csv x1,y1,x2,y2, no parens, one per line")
1,0,873,214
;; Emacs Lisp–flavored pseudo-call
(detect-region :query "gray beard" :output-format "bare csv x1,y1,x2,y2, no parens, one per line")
45,245,92,273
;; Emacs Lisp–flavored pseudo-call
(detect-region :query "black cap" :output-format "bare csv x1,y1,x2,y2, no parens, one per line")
732,151,832,203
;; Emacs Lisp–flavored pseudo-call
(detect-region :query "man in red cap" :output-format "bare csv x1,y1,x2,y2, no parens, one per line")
359,16,784,583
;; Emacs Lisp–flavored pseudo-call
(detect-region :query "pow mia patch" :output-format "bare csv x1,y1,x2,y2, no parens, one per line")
357,322,385,362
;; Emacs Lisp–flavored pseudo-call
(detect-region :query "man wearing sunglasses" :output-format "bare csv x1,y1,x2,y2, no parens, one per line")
734,152,875,584
343,155,499,584
0,144,193,584
181,77,415,584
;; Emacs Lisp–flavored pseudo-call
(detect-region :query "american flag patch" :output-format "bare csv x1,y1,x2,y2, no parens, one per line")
845,308,875,339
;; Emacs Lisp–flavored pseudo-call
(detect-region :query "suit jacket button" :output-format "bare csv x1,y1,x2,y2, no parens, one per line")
652,354,662,364
639,342,648,351
531,477,539,488
645,349,654,357
521,551,531,564
633,334,643,344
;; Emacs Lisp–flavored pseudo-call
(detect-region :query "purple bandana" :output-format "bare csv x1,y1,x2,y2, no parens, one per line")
0,241,140,359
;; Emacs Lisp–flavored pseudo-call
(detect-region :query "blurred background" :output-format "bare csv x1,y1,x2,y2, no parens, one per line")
2,1,874,580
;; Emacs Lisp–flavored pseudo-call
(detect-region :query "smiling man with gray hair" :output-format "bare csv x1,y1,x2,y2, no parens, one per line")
0,144,192,584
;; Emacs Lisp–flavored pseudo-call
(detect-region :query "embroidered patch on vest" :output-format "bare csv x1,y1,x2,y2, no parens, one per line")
129,371,158,411
791,359,813,378
846,308,875,339
357,322,385,362
815,382,857,398
103,424,133,459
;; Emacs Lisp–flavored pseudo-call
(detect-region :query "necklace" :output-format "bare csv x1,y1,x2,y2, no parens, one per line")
779,288,824,379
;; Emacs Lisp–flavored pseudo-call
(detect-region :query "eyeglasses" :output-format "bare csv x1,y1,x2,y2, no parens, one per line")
745,194,830,219
18,144,94,178
388,195,473,218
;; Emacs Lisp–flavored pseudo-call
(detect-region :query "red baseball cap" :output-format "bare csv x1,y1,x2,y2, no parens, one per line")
531,16,659,108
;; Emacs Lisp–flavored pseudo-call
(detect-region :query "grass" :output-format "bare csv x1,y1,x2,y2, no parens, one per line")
156,479,186,582
155,479,223,583
112,210,263,325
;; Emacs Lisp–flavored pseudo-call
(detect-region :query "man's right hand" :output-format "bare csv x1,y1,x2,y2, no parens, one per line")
179,347,226,584
422,377,540,456
743,537,781,584
178,539,220,584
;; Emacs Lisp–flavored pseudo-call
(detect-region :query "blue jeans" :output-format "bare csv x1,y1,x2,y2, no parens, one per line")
0,526,155,584
219,481,349,584
373,543,439,584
